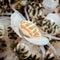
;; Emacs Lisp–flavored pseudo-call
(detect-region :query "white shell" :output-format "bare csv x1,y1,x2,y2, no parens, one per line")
42,0,59,14
11,11,49,45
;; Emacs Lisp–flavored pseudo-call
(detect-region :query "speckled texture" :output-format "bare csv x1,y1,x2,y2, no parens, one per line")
0,0,60,60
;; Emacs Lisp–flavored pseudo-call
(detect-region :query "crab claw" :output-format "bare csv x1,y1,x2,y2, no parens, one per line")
24,36,49,45
11,11,26,38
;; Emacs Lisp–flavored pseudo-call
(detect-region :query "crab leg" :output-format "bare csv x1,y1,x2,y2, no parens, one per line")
47,42,56,55
24,0,30,21
8,0,17,12
40,46,45,60
44,34,60,40
24,6,30,21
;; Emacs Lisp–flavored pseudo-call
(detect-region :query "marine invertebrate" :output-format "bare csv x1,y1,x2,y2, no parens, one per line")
9,0,60,60
10,9,59,60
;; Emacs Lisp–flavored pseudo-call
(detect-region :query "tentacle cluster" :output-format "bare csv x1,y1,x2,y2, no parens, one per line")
14,43,40,60
27,1,44,23
42,19,59,34
0,39,7,52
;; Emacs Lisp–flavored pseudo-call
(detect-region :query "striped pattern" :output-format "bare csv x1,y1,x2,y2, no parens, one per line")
42,19,58,34
28,2,44,19
19,20,41,37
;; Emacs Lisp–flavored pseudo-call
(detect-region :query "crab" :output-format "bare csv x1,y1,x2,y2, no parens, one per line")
10,8,60,60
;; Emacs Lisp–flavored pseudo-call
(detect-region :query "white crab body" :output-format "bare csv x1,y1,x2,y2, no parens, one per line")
11,10,58,60
9,0,59,59
11,11,49,45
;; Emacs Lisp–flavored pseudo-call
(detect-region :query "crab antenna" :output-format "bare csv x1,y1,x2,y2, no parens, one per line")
8,0,17,12
40,46,45,60
24,1,30,21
